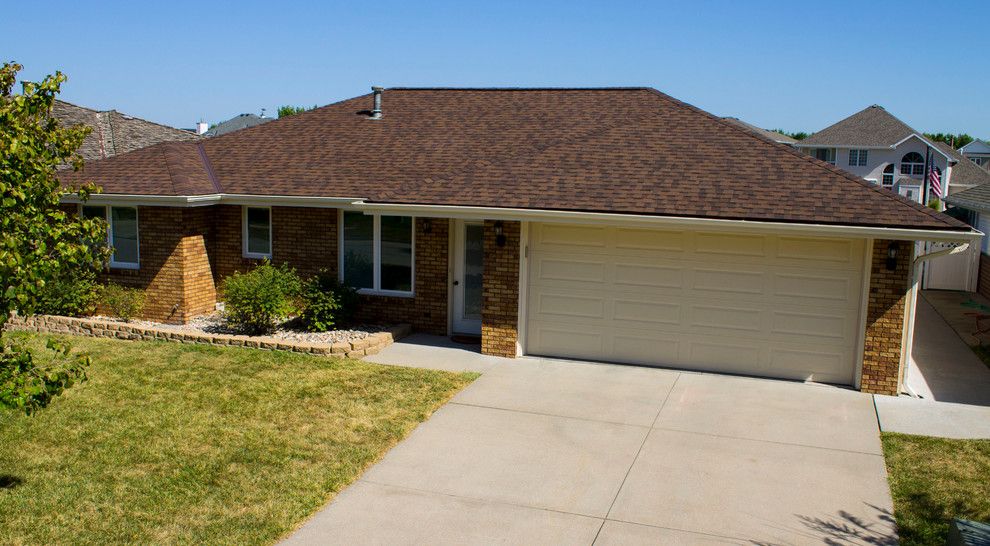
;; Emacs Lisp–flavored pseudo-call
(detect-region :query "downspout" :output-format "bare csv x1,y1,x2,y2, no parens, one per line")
900,242,971,397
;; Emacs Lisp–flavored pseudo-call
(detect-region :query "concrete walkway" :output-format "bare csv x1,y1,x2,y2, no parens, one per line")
874,293,990,439
285,336,895,545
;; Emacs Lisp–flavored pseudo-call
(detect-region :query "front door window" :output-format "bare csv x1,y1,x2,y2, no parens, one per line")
463,224,483,320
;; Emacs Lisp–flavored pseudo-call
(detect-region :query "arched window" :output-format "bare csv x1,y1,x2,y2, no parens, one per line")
901,152,925,176
882,164,894,188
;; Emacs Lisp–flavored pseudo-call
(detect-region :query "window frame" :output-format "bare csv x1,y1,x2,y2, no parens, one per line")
810,148,836,165
241,206,273,259
338,211,416,297
79,204,140,270
900,152,925,177
848,149,868,167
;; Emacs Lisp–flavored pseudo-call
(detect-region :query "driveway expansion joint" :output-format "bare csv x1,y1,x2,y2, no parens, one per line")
649,426,885,457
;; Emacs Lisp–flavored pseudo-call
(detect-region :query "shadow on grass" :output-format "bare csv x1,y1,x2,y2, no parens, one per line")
0,475,24,490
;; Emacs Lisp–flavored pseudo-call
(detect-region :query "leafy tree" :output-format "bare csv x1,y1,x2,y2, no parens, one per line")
1,62,110,414
771,129,809,141
277,105,316,118
924,132,975,149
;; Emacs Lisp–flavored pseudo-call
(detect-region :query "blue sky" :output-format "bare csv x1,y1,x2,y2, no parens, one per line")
4,0,988,135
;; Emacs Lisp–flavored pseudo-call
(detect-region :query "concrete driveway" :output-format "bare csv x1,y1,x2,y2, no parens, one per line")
285,337,895,545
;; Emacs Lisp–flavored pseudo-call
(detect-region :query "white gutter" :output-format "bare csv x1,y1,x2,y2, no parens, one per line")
353,202,983,243
59,193,982,242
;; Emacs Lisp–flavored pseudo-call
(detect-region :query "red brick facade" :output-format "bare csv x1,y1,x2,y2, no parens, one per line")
480,220,521,357
860,239,911,395
101,207,216,323
978,253,990,301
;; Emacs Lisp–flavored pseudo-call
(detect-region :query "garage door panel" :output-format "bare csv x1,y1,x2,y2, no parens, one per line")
696,232,767,257
691,305,763,332
691,268,766,295
774,272,854,302
535,224,607,248
535,257,607,284
534,293,605,320
778,236,856,263
526,224,865,385
613,263,684,289
613,299,681,326
614,228,685,252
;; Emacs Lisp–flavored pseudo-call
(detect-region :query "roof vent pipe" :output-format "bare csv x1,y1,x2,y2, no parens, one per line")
370,87,383,119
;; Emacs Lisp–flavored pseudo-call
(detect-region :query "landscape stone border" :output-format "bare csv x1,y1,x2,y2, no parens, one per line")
4,314,412,359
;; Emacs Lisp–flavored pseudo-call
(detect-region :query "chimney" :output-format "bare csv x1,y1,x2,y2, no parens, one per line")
370,86,383,119
196,120,209,135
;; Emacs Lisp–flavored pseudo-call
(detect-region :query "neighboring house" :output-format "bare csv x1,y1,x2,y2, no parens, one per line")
53,100,198,163
60,87,978,397
946,184,990,299
794,105,959,204
960,139,990,171
721,117,797,145
203,113,273,137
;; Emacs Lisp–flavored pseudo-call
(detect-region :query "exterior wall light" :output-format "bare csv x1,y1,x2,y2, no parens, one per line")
886,241,899,270
494,221,506,247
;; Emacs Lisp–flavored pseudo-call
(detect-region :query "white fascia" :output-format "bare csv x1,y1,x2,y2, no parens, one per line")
60,193,362,208
352,202,983,243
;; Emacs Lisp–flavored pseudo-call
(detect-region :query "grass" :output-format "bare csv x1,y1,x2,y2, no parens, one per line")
882,432,990,545
0,332,476,545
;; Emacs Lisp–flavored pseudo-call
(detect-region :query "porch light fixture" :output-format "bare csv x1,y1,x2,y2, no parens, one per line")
886,242,899,270
494,221,506,247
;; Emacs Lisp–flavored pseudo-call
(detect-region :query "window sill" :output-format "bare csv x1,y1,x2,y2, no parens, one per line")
242,253,272,260
357,289,415,299
109,262,140,270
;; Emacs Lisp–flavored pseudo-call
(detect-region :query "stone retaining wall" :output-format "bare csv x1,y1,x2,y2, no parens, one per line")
4,315,411,359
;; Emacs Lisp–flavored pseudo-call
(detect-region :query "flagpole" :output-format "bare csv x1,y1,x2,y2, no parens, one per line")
922,146,931,206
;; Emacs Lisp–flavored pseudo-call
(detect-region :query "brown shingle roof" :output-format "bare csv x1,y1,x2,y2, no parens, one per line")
935,142,990,189
62,88,967,231
53,100,199,162
798,105,921,148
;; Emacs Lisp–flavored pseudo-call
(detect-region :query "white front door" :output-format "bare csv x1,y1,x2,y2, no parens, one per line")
452,220,484,335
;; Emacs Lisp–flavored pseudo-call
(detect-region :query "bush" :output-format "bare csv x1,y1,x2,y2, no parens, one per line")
101,284,146,322
221,262,301,334
34,268,101,317
300,270,360,332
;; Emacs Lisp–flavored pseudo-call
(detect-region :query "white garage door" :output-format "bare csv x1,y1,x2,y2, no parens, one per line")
525,224,867,385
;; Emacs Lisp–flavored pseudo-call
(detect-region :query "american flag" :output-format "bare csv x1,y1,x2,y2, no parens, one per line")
928,163,942,200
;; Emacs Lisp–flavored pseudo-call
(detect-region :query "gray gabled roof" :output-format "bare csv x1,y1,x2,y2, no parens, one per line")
798,105,927,148
961,139,990,155
204,113,274,137
936,142,990,188
946,182,990,212
721,117,797,144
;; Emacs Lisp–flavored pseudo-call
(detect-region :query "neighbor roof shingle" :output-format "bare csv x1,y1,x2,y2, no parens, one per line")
935,142,990,189
53,100,198,162
61,88,967,231
721,117,797,144
798,105,922,148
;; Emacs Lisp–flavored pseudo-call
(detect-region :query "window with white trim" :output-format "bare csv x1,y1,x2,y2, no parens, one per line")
848,149,868,166
901,152,925,176
340,211,414,295
81,205,140,269
882,164,895,189
242,206,272,258
809,148,836,165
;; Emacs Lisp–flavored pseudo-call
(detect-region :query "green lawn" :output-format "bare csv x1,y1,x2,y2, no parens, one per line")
0,332,476,545
882,432,990,545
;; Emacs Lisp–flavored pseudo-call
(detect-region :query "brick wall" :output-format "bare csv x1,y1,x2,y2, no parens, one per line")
861,239,911,395
481,220,520,357
978,253,990,301
101,207,217,324
353,218,449,334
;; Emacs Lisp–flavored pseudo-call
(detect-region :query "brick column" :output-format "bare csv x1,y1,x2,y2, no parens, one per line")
860,239,911,395
481,220,520,357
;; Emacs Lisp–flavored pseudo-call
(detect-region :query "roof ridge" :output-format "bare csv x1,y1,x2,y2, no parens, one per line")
384,86,654,91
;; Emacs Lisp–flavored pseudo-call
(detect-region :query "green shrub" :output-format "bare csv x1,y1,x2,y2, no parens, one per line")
101,283,146,322
300,269,360,332
34,268,101,317
221,262,302,334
